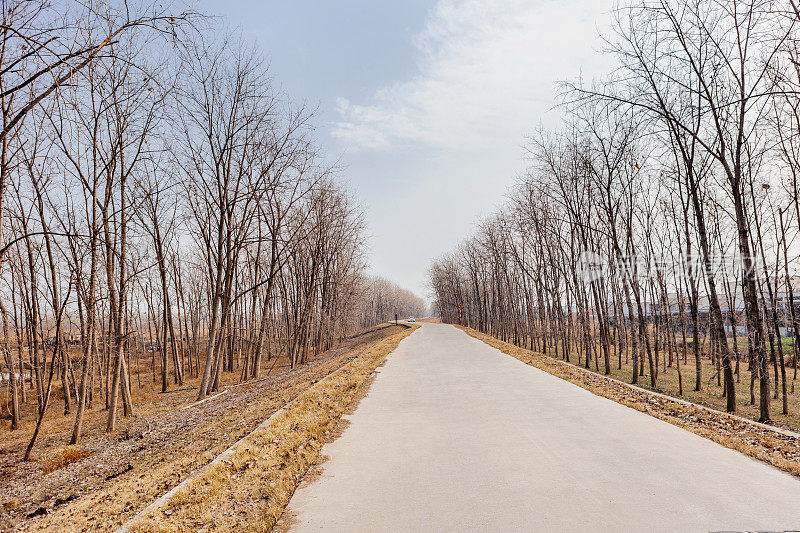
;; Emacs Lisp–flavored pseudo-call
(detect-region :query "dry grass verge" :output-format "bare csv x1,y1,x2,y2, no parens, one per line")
126,324,418,532
3,324,408,532
460,325,800,477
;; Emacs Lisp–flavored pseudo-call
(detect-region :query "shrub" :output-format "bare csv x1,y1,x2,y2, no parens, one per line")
43,447,92,474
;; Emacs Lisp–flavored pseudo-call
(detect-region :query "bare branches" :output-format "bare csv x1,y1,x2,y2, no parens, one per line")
0,1,427,456
432,0,800,424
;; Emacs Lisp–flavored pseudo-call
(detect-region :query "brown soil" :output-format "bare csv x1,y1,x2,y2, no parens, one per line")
0,324,407,532
127,324,417,532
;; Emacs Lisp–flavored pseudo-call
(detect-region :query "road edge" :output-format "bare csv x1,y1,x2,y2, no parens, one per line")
121,323,418,532
458,324,800,478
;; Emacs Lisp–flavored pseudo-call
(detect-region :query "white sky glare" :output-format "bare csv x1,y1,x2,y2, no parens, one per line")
200,0,615,302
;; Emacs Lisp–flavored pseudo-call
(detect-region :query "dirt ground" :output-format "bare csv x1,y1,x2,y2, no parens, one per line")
128,324,417,532
571,339,800,434
0,324,406,532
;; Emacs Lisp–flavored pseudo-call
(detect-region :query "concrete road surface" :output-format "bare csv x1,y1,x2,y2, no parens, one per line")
282,323,800,532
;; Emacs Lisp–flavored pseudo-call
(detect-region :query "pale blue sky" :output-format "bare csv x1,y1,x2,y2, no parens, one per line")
198,0,615,301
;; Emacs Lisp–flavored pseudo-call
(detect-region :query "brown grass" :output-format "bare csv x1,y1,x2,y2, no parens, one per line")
126,324,418,533
566,336,800,432
2,324,410,532
42,447,93,475
459,325,800,478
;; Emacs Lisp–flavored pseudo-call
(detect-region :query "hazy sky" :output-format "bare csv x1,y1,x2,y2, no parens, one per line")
198,0,615,301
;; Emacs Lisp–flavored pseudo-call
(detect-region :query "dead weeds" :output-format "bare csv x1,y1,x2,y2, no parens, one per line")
126,324,418,533
2,324,409,532
42,447,94,475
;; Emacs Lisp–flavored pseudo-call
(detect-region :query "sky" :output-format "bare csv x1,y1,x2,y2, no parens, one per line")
198,0,616,302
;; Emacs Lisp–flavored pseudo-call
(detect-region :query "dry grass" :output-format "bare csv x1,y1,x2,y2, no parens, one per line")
0,352,236,456
0,337,349,444
126,324,418,533
42,447,94,475
460,325,800,478
2,324,409,532
565,337,800,432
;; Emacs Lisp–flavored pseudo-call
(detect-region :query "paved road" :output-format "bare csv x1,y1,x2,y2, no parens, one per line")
283,323,800,532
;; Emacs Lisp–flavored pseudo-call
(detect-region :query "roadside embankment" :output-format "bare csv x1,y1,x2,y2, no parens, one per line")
460,325,800,478
124,324,418,532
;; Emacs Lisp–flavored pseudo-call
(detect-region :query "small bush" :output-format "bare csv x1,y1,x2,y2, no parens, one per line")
43,447,92,474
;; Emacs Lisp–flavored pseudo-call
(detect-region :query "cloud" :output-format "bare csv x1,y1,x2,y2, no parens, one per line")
329,0,614,299
332,0,612,152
